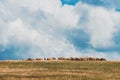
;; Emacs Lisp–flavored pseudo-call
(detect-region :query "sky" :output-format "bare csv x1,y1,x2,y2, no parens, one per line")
0,0,120,60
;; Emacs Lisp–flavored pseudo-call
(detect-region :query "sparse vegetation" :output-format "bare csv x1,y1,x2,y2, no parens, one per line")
0,61,120,80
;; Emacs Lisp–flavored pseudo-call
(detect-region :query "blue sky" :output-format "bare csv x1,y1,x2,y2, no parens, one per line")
61,0,79,5
62,0,120,11
0,0,120,60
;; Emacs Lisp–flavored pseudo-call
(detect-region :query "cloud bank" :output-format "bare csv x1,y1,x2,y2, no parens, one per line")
0,0,120,60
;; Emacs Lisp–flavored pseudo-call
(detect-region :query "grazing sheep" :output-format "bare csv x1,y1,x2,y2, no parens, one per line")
63,57,67,60
96,58,100,61
80,58,85,61
88,57,96,61
36,58,42,60
84,57,89,61
75,57,80,61
58,57,61,60
100,58,106,61
47,58,52,60
36,58,39,60
66,58,70,60
47,57,56,61
32,57,107,62
58,57,66,60
69,57,75,61
52,57,56,60
27,58,33,61
44,58,46,60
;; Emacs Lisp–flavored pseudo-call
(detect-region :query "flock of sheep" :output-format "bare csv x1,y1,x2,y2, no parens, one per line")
27,57,107,61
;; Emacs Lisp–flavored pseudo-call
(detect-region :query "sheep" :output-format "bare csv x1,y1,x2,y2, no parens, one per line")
27,58,33,61
32,57,107,62
58,57,66,60
96,58,100,61
75,57,80,61
36,58,42,60
100,58,106,61
52,57,56,60
80,58,85,61
70,57,75,61
47,58,52,60
84,57,89,61
44,58,46,61
88,57,96,61
46,57,56,61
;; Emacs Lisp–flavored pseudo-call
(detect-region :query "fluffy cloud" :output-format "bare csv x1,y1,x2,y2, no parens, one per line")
0,0,120,60
0,0,79,59
74,2,120,49
1,18,79,59
81,5,115,48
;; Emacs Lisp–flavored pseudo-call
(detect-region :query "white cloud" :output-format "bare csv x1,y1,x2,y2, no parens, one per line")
4,0,62,14
75,2,120,49
86,7,115,48
1,18,79,58
0,0,120,60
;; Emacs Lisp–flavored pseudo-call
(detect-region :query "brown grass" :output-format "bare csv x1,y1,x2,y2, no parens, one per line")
0,61,120,80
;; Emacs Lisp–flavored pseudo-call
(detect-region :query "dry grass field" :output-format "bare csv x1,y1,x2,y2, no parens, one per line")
0,60,120,80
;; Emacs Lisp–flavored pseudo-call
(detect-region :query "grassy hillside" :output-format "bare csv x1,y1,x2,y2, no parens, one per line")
0,61,120,80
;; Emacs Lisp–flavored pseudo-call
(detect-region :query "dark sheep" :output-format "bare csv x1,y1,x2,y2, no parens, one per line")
100,58,106,61
27,58,33,61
